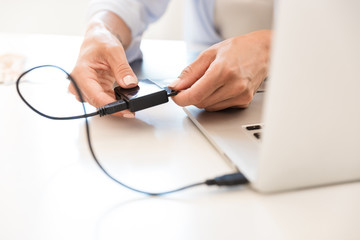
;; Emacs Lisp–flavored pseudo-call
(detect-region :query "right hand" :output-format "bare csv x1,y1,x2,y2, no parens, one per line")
69,22,138,118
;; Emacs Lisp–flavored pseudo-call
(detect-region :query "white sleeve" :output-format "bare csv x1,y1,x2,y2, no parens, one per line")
88,0,171,62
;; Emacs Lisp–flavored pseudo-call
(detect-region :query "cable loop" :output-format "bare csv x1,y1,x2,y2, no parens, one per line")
15,65,209,196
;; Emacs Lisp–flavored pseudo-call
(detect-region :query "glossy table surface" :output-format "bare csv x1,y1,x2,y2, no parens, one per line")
1,33,360,240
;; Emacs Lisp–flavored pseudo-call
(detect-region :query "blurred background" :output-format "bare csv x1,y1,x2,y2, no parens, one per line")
0,0,184,39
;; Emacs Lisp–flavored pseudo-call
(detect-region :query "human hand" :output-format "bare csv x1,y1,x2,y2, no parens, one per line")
169,30,271,111
69,17,137,118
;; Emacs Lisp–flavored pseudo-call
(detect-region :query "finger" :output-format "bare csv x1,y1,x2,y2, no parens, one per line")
71,69,112,105
85,86,134,118
68,82,86,102
111,109,134,118
68,82,79,97
81,81,135,118
106,46,138,89
82,77,115,107
169,49,216,90
199,79,252,108
75,95,85,103
77,91,132,118
171,61,223,107
204,95,251,112
68,82,76,95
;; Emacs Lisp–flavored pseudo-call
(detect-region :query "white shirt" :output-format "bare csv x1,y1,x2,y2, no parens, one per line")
88,0,273,62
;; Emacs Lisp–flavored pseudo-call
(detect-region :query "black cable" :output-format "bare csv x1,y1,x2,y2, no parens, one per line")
16,64,249,196
15,65,130,119
16,65,100,120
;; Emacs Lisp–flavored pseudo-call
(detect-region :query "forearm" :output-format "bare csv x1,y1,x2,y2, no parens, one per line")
87,10,132,49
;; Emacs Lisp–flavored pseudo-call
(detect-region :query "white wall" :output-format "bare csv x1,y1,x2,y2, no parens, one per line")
0,0,183,39
0,0,89,35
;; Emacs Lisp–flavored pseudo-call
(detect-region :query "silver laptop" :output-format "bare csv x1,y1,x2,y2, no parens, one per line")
184,0,360,193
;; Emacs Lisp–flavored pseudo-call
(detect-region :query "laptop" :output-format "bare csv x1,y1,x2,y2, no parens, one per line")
184,0,360,193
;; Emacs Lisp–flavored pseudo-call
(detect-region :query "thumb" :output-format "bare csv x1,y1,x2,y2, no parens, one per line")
107,48,138,89
168,50,215,90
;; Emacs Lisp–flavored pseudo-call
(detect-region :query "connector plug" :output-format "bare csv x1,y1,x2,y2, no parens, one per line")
114,79,173,112
97,100,128,117
98,79,178,117
205,172,249,186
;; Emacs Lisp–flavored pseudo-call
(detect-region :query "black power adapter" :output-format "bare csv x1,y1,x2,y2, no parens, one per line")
115,79,177,112
97,79,178,116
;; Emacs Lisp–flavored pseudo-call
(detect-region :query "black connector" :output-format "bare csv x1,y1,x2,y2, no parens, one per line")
115,79,169,112
97,100,128,117
205,172,249,186
97,79,178,116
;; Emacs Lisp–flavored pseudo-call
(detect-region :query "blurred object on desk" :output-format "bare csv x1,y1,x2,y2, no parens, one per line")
0,53,26,84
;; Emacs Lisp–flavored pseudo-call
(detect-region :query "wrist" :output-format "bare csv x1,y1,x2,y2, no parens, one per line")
87,11,132,49
245,30,272,66
86,20,106,35
247,30,272,51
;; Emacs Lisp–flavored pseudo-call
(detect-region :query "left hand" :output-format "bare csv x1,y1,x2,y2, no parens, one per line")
169,30,271,111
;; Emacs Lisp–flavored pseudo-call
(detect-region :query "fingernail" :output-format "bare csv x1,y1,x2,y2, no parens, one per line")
123,75,137,87
168,78,181,89
123,113,135,118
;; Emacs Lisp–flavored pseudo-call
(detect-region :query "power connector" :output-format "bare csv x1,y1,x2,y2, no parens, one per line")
97,79,178,116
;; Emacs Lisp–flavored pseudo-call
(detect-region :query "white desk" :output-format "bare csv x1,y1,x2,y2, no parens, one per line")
1,33,360,240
